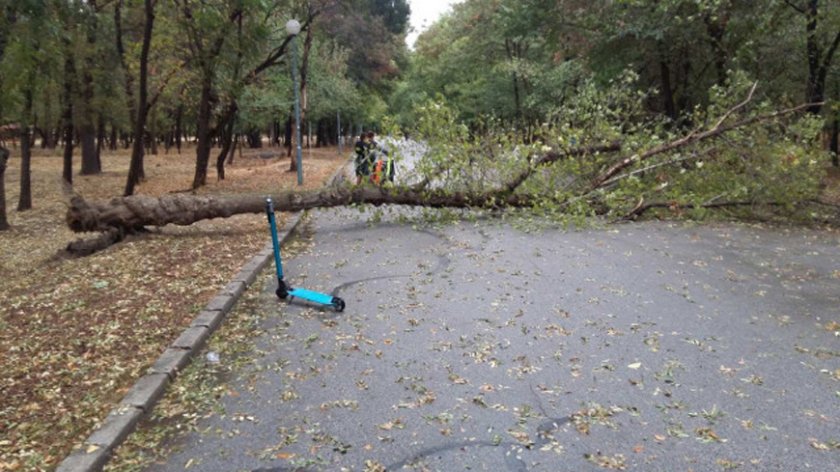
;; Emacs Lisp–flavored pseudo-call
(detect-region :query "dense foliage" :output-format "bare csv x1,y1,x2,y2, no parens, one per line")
388,0,839,222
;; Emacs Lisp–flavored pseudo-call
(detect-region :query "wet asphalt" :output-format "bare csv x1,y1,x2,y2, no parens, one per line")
146,209,840,472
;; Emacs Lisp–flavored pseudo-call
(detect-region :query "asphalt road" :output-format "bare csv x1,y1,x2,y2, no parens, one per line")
147,210,840,472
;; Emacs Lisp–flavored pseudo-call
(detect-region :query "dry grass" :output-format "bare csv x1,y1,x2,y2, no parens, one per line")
0,144,349,471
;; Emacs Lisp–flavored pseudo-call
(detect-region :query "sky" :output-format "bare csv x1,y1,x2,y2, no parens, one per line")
406,0,462,49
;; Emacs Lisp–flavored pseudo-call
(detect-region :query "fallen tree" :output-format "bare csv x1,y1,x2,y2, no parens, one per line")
64,82,835,255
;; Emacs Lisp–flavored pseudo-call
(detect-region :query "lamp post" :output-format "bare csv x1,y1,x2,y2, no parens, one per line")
286,19,303,185
337,111,342,155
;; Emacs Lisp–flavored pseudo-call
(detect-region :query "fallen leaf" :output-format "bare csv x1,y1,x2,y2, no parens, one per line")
627,362,642,370
810,438,830,451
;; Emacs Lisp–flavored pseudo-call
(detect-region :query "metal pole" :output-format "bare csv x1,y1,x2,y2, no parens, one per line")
291,33,303,185
337,112,342,155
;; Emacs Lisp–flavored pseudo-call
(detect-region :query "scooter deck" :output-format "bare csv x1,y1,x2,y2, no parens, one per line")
287,287,334,306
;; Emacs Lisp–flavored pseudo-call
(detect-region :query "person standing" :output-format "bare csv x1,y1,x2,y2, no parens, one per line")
354,132,373,184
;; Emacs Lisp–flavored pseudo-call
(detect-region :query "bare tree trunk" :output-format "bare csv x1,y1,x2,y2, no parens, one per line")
95,113,105,170
175,104,183,154
831,113,839,167
192,72,214,188
115,0,137,134
704,7,730,86
18,125,32,211
79,4,101,175
61,53,75,186
18,86,33,211
0,146,9,230
80,129,99,174
215,102,238,180
803,0,840,114
124,0,154,196
659,52,677,121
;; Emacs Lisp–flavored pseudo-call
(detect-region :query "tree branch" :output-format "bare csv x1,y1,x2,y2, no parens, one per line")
620,199,780,221
783,0,806,14
246,11,320,83
504,141,623,194
822,29,840,71
591,98,819,190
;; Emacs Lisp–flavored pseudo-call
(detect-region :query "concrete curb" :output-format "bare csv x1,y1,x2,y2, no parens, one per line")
56,158,352,472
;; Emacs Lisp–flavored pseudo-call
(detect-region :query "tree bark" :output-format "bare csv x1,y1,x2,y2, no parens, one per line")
659,53,678,121
124,0,154,196
18,126,32,211
67,186,532,234
704,7,730,86
192,71,214,188
0,146,9,230
175,104,183,154
215,102,238,180
831,113,839,167
115,0,137,135
61,52,75,186
79,2,101,175
803,0,840,114
18,86,33,211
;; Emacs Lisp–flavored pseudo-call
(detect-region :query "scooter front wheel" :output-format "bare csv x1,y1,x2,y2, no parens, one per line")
332,297,346,312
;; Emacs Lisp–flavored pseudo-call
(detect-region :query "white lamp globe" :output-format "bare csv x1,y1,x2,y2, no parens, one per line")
285,19,301,35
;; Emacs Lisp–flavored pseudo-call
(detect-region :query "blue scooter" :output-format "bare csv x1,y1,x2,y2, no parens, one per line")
265,198,345,312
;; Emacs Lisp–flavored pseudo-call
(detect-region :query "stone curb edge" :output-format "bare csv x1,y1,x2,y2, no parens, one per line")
56,157,352,472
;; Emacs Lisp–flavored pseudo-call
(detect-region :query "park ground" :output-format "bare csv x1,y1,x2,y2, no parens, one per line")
0,144,348,471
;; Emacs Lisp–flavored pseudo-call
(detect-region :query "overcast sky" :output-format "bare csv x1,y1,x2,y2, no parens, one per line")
406,0,462,49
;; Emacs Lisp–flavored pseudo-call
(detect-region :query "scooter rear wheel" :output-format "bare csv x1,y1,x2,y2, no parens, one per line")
332,297,346,312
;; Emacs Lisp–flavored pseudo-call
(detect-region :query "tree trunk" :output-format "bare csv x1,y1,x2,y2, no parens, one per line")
246,128,262,148
109,125,118,150
61,53,75,186
215,102,238,180
803,0,840,115
659,53,678,121
0,146,9,230
18,126,32,211
115,0,137,134
175,104,183,154
79,4,101,176
18,86,33,211
67,186,529,234
80,128,99,175
95,113,105,170
704,8,730,86
192,71,214,189
124,0,154,196
150,122,158,155
831,114,839,167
